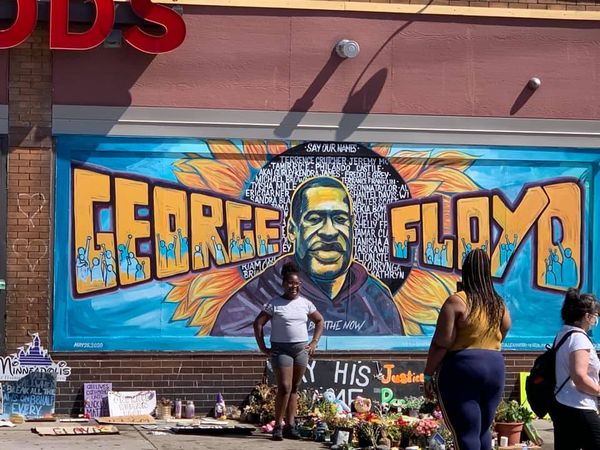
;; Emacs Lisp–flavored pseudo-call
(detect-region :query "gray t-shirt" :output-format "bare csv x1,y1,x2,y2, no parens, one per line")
262,295,317,343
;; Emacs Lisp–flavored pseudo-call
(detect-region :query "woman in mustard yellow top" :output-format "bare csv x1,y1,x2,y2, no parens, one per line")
424,249,511,450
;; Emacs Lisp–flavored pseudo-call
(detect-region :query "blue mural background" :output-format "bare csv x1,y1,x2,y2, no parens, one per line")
53,136,600,351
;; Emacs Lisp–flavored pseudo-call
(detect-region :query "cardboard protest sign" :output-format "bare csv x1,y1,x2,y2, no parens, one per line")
84,383,111,418
35,425,119,436
97,414,155,424
0,334,71,382
2,372,56,418
108,391,156,417
267,359,426,407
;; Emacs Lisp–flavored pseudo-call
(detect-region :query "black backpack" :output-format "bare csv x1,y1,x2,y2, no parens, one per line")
526,330,586,418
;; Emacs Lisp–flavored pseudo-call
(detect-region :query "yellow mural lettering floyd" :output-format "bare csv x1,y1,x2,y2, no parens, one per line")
389,180,582,291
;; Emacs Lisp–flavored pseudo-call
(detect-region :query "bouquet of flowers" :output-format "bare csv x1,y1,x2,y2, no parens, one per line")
241,383,277,424
355,417,383,448
395,416,416,445
413,418,440,447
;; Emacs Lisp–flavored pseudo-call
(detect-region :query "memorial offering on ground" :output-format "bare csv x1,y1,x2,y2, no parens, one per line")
84,382,112,418
0,333,71,382
35,425,119,436
266,359,425,407
170,422,255,435
1,372,56,418
97,414,155,424
108,390,156,417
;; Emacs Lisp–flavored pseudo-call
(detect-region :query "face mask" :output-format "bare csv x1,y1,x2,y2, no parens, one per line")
587,315,598,337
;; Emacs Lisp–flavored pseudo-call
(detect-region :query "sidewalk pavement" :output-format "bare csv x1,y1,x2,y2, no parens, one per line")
0,419,554,450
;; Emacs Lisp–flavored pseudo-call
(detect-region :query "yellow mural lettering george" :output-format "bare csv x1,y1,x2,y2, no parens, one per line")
153,186,190,279
73,168,116,295
255,207,281,257
226,201,254,263
115,178,151,285
72,165,282,296
189,192,225,270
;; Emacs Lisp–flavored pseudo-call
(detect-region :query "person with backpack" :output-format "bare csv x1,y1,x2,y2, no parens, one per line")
549,289,600,449
423,249,511,450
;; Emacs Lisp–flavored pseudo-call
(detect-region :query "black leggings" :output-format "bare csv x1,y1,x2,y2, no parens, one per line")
437,349,505,450
550,400,600,450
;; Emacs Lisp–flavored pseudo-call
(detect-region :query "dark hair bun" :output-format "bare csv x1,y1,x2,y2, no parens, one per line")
281,262,300,278
561,288,600,324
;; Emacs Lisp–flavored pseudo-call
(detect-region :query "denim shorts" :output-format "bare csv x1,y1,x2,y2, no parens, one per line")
271,342,309,369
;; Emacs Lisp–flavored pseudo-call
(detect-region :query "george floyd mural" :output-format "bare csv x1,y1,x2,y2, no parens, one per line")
53,137,592,351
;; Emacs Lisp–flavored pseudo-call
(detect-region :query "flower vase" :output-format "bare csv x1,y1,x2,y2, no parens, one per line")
156,404,172,420
495,422,524,446
400,435,411,448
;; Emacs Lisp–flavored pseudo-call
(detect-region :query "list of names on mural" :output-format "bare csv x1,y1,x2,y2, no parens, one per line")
244,147,410,283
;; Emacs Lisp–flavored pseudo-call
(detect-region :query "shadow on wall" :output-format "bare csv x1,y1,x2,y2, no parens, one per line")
336,68,388,141
274,49,344,138
510,81,538,115
275,5,428,140
273,45,389,140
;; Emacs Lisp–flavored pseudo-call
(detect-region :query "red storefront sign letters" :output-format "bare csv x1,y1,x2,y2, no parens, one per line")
0,0,186,54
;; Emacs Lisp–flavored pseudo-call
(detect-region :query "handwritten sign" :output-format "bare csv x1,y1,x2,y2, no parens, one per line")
268,360,425,406
97,414,155,424
108,391,156,417
84,383,111,418
2,372,56,418
35,425,119,436
0,334,71,382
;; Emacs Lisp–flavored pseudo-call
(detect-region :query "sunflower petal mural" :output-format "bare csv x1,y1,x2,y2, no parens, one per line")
53,137,589,351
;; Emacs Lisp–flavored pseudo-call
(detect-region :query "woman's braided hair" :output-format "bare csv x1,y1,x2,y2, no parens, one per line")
462,248,505,331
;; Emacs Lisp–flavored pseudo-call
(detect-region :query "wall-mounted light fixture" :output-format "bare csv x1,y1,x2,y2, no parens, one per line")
528,77,542,90
335,39,360,59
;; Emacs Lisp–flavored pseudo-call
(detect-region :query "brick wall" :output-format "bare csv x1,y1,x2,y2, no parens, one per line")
6,26,52,352
53,352,535,414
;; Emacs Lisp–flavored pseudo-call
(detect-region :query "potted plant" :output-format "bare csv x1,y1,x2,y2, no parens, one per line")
355,419,382,448
494,400,534,446
385,423,402,448
399,396,425,417
240,383,277,424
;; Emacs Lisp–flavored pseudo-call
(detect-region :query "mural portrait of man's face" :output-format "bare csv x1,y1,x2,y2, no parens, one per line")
289,182,354,282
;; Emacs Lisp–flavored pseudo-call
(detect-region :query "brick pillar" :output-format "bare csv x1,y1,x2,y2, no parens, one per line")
6,26,52,351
